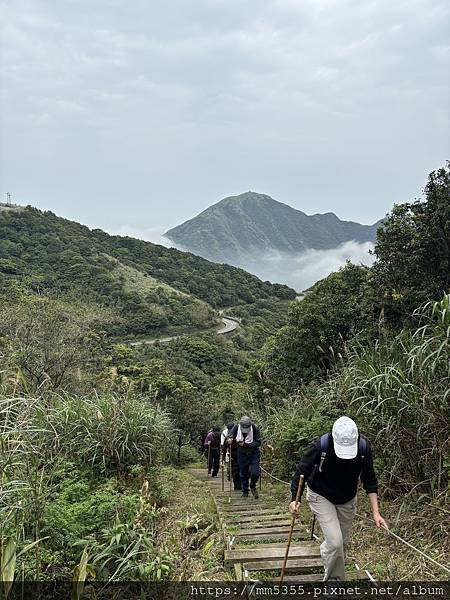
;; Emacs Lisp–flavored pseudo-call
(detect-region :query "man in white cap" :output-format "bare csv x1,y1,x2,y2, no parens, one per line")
289,416,387,581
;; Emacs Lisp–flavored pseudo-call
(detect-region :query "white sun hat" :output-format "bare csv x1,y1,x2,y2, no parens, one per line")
332,416,358,459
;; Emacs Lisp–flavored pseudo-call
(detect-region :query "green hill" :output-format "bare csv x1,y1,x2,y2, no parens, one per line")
165,191,381,264
0,205,295,337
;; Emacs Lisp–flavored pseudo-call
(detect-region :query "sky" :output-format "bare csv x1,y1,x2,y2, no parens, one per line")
0,0,449,245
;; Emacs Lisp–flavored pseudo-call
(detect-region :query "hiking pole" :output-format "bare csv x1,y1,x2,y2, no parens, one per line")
221,456,225,492
259,466,262,491
310,514,316,540
280,474,304,584
207,443,211,476
229,448,232,503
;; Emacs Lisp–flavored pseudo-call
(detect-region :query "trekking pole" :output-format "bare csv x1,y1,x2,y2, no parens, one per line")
280,474,304,584
259,466,262,491
310,514,316,540
229,448,232,503
221,455,225,492
207,443,211,476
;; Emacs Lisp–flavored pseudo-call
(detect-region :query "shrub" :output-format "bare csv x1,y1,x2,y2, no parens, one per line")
262,393,335,480
0,391,176,581
178,445,201,466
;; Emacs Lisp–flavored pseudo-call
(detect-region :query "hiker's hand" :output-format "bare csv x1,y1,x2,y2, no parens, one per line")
227,438,232,445
289,501,300,516
237,441,245,447
373,513,388,529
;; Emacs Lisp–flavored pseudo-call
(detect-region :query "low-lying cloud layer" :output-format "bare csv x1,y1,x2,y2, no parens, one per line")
104,223,373,291
104,224,174,248
237,241,375,291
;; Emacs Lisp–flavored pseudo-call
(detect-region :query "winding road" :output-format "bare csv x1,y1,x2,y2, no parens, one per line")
130,315,240,347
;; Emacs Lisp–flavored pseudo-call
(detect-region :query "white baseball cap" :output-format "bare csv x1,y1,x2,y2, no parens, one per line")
332,416,358,459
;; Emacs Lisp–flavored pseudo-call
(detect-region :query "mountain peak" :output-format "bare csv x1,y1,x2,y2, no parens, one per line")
164,192,379,265
214,191,279,207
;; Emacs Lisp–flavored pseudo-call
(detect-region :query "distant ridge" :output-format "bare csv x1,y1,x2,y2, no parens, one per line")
164,192,381,264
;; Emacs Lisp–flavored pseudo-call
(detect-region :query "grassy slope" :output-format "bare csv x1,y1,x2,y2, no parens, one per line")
154,467,229,580
107,256,191,299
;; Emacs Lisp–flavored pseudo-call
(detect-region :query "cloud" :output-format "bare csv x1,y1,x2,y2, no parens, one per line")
237,241,375,290
0,0,448,229
99,224,175,248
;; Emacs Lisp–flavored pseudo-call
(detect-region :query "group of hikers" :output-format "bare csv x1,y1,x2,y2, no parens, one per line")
203,416,261,498
204,415,387,582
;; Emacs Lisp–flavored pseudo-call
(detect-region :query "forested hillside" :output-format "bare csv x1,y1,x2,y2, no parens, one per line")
0,164,448,584
0,206,294,337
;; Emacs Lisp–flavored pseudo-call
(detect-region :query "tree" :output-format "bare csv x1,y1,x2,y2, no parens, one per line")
262,263,370,393
0,296,109,392
372,163,450,324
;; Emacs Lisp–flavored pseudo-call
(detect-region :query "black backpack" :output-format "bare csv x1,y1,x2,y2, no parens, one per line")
317,433,367,473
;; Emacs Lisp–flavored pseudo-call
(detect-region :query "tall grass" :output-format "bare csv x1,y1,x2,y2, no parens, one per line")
342,295,449,495
34,393,175,473
263,295,450,496
0,391,174,582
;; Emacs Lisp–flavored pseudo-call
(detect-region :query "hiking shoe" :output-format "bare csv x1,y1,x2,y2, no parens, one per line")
242,491,249,498
323,577,341,598
251,487,259,499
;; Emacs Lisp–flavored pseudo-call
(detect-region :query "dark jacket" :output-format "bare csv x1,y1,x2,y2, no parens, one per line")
229,424,261,452
290,433,378,505
204,431,220,450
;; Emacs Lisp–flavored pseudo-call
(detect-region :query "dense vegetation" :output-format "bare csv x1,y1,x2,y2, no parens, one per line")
259,164,450,396
0,164,448,583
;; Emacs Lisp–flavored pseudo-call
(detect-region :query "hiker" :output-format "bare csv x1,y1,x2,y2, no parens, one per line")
221,422,241,490
289,416,387,582
204,426,221,477
228,416,261,498
200,429,211,455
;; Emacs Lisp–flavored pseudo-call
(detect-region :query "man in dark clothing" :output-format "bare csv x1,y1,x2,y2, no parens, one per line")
228,416,261,498
289,416,387,581
221,422,241,490
204,426,221,476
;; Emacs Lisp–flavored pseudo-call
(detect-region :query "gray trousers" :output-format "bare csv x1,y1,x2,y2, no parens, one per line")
306,487,357,581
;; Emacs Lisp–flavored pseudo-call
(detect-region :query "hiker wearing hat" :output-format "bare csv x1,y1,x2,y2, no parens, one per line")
228,416,261,498
289,416,387,581
204,426,221,477
221,422,242,490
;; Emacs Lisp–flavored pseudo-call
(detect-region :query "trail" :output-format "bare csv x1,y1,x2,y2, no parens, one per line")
189,468,372,583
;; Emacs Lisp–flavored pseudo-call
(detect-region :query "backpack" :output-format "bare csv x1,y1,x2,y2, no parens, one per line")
317,433,367,473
